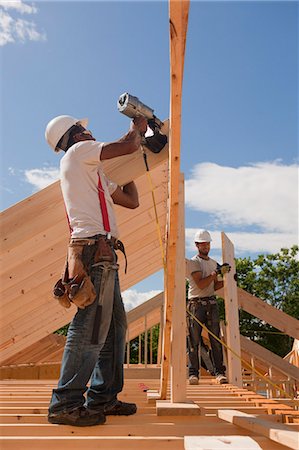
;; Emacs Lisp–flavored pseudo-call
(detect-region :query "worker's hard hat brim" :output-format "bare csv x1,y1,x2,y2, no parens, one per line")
78,118,88,128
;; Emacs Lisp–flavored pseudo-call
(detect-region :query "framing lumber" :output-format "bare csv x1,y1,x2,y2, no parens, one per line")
221,232,242,387
218,409,299,450
185,435,273,450
240,335,299,381
237,289,299,340
160,0,190,400
217,286,299,341
170,174,187,402
0,155,168,364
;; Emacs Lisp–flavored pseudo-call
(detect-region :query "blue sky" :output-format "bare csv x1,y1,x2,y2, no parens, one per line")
0,1,298,308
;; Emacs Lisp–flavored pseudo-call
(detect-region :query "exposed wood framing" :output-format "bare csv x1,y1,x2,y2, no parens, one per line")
217,285,299,341
284,340,299,368
170,174,187,402
222,232,242,387
0,378,294,450
240,335,299,381
0,149,169,364
237,289,299,340
160,0,190,400
218,409,299,450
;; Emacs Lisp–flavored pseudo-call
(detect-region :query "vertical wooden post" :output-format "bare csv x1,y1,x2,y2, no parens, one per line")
251,356,256,392
170,174,187,402
126,329,130,367
157,307,163,365
138,334,142,365
144,316,148,368
160,0,190,400
221,232,242,387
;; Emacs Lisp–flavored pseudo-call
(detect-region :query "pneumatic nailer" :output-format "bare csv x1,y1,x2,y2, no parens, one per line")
117,93,167,154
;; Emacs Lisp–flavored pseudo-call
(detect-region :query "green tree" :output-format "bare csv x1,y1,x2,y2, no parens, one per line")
231,245,298,357
125,324,160,364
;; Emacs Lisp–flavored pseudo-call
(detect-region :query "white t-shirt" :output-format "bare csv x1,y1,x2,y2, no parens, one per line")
60,140,119,238
186,255,218,299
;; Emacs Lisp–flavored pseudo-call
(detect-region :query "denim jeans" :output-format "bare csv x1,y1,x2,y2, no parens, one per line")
187,299,225,377
49,243,127,414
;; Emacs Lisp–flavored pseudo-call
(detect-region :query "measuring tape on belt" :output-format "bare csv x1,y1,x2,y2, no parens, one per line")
187,308,293,399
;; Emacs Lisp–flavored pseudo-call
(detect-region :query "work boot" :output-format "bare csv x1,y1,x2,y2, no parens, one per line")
189,375,199,385
104,400,137,416
48,406,106,426
215,373,228,384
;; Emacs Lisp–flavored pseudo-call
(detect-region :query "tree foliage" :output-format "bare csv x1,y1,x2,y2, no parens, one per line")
218,245,298,357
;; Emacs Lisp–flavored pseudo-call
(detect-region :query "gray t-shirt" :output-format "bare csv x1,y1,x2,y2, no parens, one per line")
186,255,218,299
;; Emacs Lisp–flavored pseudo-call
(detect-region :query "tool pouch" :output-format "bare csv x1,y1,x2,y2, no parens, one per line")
94,236,115,264
53,240,96,310
53,278,71,309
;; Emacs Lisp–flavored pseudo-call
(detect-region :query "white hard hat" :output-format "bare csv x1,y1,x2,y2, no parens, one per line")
45,115,88,152
194,229,212,243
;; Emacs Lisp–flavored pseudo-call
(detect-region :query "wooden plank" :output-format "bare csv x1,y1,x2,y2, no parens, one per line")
127,292,163,323
216,286,299,341
218,409,299,450
160,0,190,401
0,436,289,450
156,400,200,416
0,162,168,364
221,232,242,387
0,437,183,450
240,335,299,381
185,435,268,450
171,175,187,402
237,289,299,340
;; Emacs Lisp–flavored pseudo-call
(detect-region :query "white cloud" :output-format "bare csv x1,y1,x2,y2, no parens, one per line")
185,161,298,257
186,228,298,258
24,167,60,190
122,289,162,311
0,1,37,14
185,161,298,234
0,1,46,46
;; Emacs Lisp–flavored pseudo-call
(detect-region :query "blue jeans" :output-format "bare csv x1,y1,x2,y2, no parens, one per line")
49,244,127,414
187,298,225,377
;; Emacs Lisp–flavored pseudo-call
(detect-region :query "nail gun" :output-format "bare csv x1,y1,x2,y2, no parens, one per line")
117,93,167,154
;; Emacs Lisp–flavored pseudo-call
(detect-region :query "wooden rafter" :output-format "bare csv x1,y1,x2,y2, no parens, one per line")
160,0,190,400
0,150,169,364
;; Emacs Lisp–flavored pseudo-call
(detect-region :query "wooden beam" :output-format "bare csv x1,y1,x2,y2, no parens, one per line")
217,285,299,341
237,288,299,340
240,335,299,381
170,174,187,402
0,161,168,364
218,409,299,450
221,232,242,387
160,0,189,401
185,436,271,450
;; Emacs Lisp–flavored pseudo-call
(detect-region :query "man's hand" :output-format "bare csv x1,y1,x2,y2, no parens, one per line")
101,116,147,160
130,116,148,135
216,263,231,276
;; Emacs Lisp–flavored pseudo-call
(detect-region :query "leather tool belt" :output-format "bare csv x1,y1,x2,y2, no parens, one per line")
188,296,217,306
53,234,126,310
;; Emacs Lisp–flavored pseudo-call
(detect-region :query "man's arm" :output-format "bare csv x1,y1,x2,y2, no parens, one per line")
192,270,224,292
100,117,147,161
111,181,139,209
214,279,224,291
191,271,218,290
